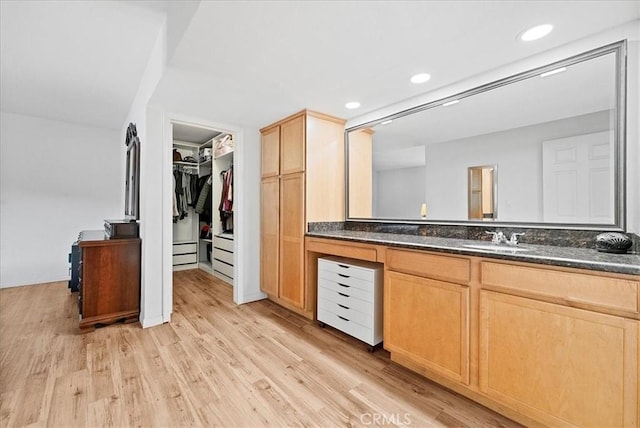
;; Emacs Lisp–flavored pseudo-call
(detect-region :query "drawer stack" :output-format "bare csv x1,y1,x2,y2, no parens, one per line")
213,234,234,284
173,241,198,269
317,256,383,348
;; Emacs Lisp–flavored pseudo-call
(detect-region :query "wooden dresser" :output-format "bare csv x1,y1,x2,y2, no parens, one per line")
77,230,141,333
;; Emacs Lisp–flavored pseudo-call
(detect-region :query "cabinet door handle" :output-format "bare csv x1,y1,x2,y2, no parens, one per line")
337,315,349,322
338,304,349,310
338,283,350,288
338,273,350,278
338,292,349,297
338,264,350,269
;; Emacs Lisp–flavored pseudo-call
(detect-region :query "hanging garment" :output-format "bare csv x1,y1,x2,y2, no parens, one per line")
195,175,212,215
219,167,233,232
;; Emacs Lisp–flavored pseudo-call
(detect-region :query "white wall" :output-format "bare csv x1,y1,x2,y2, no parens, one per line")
121,20,167,328
0,111,121,288
374,166,426,219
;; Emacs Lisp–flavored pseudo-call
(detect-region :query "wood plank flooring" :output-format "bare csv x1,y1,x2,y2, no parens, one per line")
1,270,521,427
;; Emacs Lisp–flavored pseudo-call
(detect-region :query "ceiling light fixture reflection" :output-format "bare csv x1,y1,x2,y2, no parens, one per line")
410,73,431,84
520,24,553,41
540,67,567,78
442,100,459,107
381,120,393,125
345,101,361,109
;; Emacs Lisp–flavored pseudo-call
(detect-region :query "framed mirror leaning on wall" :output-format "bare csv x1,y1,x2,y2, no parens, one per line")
346,40,626,229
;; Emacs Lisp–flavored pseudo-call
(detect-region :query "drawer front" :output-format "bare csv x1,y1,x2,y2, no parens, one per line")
318,286,373,315
386,249,470,284
318,278,373,303
318,297,372,328
318,258,375,281
481,261,639,315
214,235,234,252
213,259,234,278
318,269,374,293
173,253,197,265
173,242,197,255
317,307,375,345
214,248,233,265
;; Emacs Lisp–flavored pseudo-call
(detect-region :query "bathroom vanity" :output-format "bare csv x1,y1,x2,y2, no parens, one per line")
305,230,639,427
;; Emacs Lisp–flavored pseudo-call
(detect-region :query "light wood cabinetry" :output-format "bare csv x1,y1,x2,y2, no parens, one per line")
385,249,471,385
347,128,373,218
305,236,640,427
479,290,638,428
260,111,345,318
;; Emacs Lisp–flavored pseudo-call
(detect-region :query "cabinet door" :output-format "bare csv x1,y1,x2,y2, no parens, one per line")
384,270,470,384
261,126,280,178
280,115,305,175
279,172,305,308
260,177,279,296
479,290,638,427
348,128,373,218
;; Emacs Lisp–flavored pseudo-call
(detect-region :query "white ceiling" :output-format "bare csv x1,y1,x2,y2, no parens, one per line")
1,1,638,131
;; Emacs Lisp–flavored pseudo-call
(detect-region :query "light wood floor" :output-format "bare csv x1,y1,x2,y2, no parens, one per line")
1,270,521,427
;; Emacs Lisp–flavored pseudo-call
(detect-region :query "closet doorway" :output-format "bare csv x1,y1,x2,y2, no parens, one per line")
171,121,235,285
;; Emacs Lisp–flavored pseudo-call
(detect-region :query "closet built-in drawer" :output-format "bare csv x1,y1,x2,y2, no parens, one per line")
173,253,197,266
213,259,233,278
481,261,639,316
213,248,233,265
173,242,197,255
214,235,234,252
318,285,372,315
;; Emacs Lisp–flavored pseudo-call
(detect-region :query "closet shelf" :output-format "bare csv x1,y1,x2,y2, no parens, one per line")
173,161,199,167
200,238,212,243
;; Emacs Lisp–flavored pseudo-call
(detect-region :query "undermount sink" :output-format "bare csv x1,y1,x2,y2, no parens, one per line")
463,243,530,252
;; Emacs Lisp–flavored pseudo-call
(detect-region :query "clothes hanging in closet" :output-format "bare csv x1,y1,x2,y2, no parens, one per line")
219,166,233,233
173,166,199,223
194,174,213,223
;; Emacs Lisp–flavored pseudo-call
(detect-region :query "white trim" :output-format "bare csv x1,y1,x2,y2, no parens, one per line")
140,314,165,329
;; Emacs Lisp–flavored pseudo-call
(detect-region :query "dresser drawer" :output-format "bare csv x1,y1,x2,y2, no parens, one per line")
318,257,376,281
318,278,373,303
173,242,197,255
214,235,234,252
213,248,233,265
173,253,197,265
318,285,372,315
317,307,374,345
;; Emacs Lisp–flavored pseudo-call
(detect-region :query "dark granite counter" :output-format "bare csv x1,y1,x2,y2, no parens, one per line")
306,229,640,275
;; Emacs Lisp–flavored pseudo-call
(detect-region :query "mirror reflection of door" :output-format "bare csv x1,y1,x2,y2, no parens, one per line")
468,165,496,220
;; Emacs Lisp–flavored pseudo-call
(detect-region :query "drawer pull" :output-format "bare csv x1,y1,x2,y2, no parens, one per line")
338,292,350,297
338,264,350,269
338,273,350,278
338,304,349,310
338,283,350,288
337,315,350,322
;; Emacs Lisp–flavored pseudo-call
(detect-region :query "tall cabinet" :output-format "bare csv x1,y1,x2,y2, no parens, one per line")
260,110,345,318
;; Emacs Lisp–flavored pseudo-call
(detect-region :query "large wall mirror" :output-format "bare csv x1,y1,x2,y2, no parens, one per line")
346,41,626,229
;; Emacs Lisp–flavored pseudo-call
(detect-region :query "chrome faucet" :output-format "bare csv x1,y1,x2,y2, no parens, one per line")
507,232,525,246
486,231,525,246
486,231,507,244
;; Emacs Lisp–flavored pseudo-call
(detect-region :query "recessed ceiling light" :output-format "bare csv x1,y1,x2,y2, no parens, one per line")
442,100,459,107
381,120,393,125
410,73,431,84
345,101,361,109
520,24,553,41
540,67,567,78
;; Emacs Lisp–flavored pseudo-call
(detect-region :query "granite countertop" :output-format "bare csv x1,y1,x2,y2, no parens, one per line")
306,230,640,275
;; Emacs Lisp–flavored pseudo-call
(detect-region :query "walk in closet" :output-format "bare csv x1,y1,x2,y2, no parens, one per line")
172,122,235,285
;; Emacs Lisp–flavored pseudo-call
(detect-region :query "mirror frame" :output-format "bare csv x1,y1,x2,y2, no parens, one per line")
345,40,627,230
